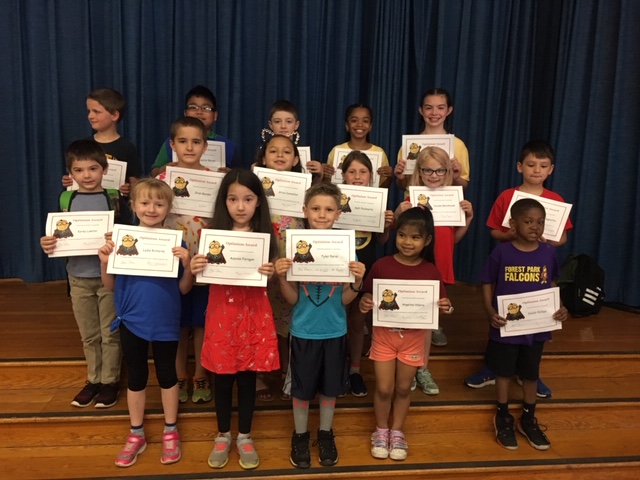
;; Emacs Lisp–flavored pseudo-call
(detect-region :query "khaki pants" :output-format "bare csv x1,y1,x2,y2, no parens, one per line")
68,275,121,384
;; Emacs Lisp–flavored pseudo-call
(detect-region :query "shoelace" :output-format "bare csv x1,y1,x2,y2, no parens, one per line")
371,430,389,449
390,433,407,450
194,378,208,389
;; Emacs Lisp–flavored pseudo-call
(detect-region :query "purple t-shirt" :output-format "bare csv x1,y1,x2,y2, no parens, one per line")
480,242,560,345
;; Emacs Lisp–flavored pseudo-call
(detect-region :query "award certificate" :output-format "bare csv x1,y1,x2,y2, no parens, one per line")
298,146,311,173
372,279,440,330
68,159,127,191
330,148,382,187
497,287,562,337
333,184,388,233
285,229,355,282
409,186,466,226
402,134,455,175
106,225,183,278
164,166,225,217
254,167,312,218
196,230,271,287
45,211,114,258
500,191,573,243
173,140,226,171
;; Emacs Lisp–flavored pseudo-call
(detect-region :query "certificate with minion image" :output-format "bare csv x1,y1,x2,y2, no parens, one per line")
401,134,455,175
409,186,466,226
333,184,388,233
163,166,225,217
45,211,114,258
497,287,562,337
67,158,128,192
285,229,356,282
196,229,272,287
372,279,440,330
330,147,382,187
106,225,183,278
172,140,226,171
254,167,312,218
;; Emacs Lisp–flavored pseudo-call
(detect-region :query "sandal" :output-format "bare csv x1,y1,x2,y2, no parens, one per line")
280,391,291,401
256,388,274,402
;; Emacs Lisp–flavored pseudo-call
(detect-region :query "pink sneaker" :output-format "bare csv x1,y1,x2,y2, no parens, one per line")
161,431,182,465
115,434,147,467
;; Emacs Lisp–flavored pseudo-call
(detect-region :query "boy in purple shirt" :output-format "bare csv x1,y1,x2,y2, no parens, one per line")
480,198,568,451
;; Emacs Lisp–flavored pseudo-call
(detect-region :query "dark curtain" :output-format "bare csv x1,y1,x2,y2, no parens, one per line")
1,1,638,306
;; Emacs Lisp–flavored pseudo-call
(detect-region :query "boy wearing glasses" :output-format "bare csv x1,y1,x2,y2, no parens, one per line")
150,85,238,176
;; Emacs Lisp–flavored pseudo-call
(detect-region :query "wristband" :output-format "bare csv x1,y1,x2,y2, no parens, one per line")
350,283,363,293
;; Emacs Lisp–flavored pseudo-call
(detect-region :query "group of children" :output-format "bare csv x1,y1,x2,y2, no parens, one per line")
39,84,571,470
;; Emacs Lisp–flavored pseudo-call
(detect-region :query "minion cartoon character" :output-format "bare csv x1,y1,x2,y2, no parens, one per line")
417,193,433,211
407,143,421,160
261,177,275,197
340,193,352,213
206,240,226,264
379,289,400,310
541,265,548,285
293,240,314,263
116,235,139,256
173,177,190,197
505,303,525,321
53,219,73,238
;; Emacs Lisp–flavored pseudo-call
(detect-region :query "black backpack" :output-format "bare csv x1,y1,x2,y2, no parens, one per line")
557,254,605,317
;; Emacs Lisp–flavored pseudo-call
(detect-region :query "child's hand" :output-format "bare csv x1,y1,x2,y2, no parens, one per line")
377,165,393,179
258,262,275,278
104,231,113,242
190,254,207,274
460,199,474,219
359,293,374,314
275,258,293,278
172,246,191,269
306,160,323,175
553,306,569,322
394,201,412,220
383,210,395,229
61,175,73,188
349,261,366,283
394,159,407,179
119,183,131,196
40,235,57,255
322,163,336,179
487,310,507,328
437,297,454,314
451,157,462,181
98,240,115,263
217,167,231,174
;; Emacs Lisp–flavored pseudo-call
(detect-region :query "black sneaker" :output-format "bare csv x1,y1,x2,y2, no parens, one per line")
95,382,120,408
494,414,518,450
518,417,550,450
349,373,368,397
290,431,311,469
314,429,338,466
71,382,101,407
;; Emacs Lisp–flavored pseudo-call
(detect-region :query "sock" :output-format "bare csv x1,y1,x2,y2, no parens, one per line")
292,397,310,434
237,432,250,441
319,395,336,432
522,402,536,421
376,426,389,434
349,364,360,375
130,424,145,437
496,402,510,417
163,422,177,433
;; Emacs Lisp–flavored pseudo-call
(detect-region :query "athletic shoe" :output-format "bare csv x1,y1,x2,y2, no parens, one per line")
290,431,311,469
516,377,553,398
315,429,338,466
464,366,496,388
192,377,212,403
161,431,181,464
494,414,518,450
71,382,101,407
349,372,368,397
389,430,408,460
411,376,417,391
177,378,188,404
237,435,260,469
208,433,231,468
415,369,439,395
115,434,147,467
370,429,390,459
517,417,551,450
431,327,448,346
94,383,119,408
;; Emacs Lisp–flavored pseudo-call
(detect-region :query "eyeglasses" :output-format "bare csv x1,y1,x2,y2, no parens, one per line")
419,167,448,176
186,104,215,113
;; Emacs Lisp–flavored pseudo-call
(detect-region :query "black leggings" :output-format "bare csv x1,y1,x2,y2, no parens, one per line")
119,323,178,391
214,371,257,434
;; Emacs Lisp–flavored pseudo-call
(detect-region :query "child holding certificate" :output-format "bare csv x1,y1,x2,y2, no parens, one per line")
395,146,474,395
190,169,280,470
275,183,366,469
323,104,393,187
479,198,568,451
465,140,573,397
157,116,214,405
98,178,194,467
359,207,453,461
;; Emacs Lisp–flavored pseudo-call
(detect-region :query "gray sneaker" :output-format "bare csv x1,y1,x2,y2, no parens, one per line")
415,369,439,395
237,435,259,469
431,327,448,346
208,433,231,468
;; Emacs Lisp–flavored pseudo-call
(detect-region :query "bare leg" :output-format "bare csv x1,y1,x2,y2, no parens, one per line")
127,389,146,426
522,379,537,405
391,362,418,430
192,327,206,378
373,360,396,428
161,383,179,425
496,376,510,404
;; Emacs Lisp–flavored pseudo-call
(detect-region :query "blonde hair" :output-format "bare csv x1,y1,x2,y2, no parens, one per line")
409,146,453,187
130,178,175,211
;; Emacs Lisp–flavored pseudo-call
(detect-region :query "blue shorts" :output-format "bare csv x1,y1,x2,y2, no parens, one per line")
180,284,208,328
